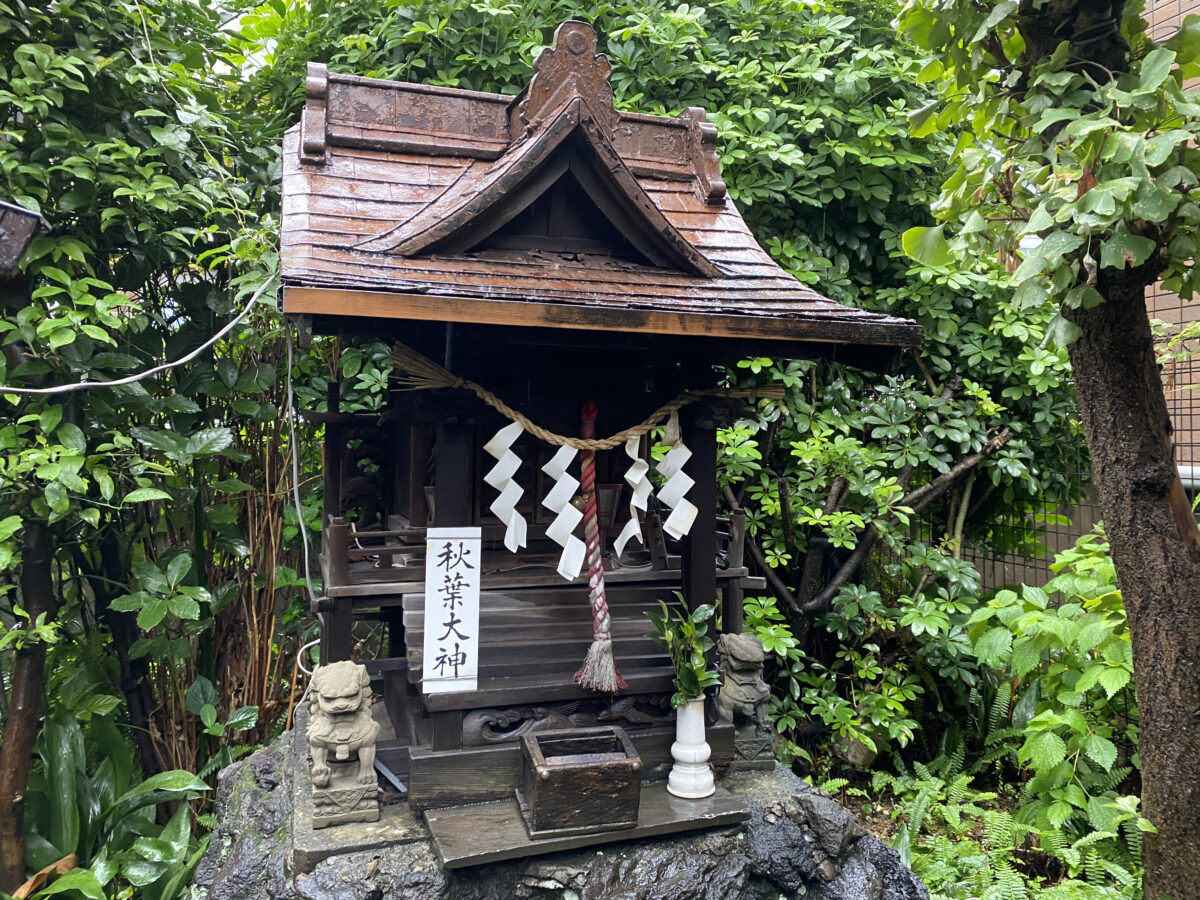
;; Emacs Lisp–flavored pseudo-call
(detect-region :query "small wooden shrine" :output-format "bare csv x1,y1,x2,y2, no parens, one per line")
281,20,918,863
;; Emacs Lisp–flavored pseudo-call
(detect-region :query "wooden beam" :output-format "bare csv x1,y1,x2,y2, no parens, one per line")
433,403,474,528
681,404,718,616
430,711,463,752
408,721,736,812
321,597,354,662
426,782,749,870
282,286,923,348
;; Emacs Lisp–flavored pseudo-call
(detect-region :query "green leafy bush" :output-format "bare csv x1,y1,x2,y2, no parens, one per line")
20,714,208,900
869,529,1147,899
968,528,1139,836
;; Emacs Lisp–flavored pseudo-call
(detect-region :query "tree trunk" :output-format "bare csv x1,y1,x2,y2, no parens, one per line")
97,530,164,782
0,521,54,891
1065,271,1200,898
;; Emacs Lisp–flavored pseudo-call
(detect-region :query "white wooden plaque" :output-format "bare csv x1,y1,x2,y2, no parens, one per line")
421,527,481,694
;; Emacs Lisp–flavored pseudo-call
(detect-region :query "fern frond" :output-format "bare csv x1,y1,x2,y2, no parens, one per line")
988,680,1012,737
198,742,257,779
819,777,849,795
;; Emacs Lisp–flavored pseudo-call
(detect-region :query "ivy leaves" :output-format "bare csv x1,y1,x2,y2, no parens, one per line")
185,676,258,738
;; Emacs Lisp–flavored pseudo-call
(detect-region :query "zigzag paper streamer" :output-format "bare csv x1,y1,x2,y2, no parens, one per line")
483,421,528,553
541,445,586,580
613,434,650,557
655,413,698,540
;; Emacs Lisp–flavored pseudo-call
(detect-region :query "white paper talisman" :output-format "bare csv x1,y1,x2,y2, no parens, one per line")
422,527,482,694
540,445,586,580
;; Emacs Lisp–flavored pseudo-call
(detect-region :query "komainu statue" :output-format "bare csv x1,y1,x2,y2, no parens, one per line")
715,632,775,769
306,660,380,828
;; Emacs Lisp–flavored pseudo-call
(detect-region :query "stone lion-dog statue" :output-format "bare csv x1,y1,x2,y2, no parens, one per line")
715,632,771,734
307,660,379,789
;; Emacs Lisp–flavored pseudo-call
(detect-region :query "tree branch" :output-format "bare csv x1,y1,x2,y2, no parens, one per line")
802,427,1013,615
796,476,848,606
724,485,802,616
902,428,1013,516
777,476,795,555
912,350,938,394
951,469,976,560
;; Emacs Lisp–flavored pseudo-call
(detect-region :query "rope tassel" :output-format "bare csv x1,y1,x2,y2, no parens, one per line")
575,402,627,693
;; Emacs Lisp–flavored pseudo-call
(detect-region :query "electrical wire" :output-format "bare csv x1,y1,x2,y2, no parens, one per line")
4,272,329,703
285,329,320,609
0,275,277,395
296,638,320,676
286,327,325,704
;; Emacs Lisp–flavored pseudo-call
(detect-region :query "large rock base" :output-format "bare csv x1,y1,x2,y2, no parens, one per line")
193,733,927,900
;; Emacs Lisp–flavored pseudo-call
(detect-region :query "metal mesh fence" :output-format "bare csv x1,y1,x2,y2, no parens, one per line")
953,287,1200,591
961,478,1100,589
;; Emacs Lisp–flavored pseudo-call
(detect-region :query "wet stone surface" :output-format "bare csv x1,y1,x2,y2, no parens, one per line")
193,733,928,900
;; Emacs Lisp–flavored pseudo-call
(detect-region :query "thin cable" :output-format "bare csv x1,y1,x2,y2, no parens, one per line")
0,275,277,395
286,326,324,710
296,638,320,676
297,638,319,707
285,329,320,609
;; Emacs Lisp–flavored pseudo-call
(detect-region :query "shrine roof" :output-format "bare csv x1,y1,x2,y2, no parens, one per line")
280,21,920,350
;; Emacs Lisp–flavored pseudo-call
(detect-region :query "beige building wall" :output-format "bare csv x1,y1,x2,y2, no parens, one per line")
1146,0,1197,39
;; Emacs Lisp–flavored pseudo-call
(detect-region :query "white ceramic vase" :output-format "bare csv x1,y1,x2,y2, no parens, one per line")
667,696,715,798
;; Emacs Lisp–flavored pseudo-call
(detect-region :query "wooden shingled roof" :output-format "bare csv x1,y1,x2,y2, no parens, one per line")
280,20,920,349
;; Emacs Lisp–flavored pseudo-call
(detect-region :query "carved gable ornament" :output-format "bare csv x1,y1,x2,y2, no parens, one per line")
515,21,620,136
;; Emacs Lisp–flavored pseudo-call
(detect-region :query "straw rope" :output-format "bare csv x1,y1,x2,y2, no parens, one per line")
390,342,784,451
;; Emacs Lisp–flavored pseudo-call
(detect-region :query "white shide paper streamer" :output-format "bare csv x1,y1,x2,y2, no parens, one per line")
613,434,650,556
540,445,587,580
483,421,528,553
655,412,698,540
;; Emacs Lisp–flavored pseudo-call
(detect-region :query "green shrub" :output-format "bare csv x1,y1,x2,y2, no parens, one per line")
871,528,1148,899
20,714,208,900
967,528,1140,837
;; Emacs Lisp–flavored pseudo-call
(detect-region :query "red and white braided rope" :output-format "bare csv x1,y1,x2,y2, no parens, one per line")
576,402,626,690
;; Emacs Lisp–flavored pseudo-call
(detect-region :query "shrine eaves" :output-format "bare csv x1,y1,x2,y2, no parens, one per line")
279,20,921,357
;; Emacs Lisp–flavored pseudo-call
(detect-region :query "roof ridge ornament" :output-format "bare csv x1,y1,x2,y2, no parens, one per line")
300,62,329,164
679,108,727,205
515,21,619,136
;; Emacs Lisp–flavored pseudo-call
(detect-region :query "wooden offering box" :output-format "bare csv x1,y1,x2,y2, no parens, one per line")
517,727,641,839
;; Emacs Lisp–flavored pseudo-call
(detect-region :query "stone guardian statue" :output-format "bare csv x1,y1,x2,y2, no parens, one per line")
306,660,380,828
715,632,775,770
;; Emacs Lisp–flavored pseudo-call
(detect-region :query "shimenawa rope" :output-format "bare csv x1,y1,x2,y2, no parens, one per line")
390,342,783,450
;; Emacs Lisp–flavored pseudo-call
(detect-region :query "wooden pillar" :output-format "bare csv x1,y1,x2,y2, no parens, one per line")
408,424,432,525
681,403,718,615
434,394,474,528
724,508,746,634
322,380,343,538
321,517,353,662
319,379,351,664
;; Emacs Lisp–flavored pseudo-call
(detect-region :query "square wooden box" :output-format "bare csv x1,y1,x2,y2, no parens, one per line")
515,726,642,839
